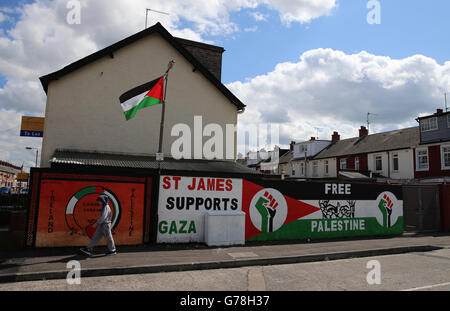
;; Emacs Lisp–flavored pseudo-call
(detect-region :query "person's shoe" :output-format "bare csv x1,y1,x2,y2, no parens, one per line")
80,247,93,256
106,250,117,256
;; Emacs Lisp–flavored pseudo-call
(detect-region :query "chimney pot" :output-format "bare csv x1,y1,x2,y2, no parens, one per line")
332,131,340,142
359,126,368,137
290,141,296,151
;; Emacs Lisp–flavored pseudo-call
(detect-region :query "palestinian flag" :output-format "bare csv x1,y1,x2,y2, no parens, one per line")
119,76,165,120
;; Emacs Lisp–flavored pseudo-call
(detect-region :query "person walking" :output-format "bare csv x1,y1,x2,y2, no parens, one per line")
80,194,117,256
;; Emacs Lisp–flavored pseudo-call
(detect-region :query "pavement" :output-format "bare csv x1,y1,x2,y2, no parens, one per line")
0,232,449,284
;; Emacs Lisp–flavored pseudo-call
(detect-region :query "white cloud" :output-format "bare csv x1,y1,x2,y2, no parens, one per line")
0,0,339,117
0,109,41,170
6,0,444,166
0,0,338,90
249,11,268,21
229,49,450,148
261,0,337,24
244,26,258,32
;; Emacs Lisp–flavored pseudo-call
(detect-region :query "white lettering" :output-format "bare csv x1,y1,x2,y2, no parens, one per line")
331,220,337,231
318,221,324,232
194,116,203,159
345,184,351,194
66,0,81,25
366,260,381,285
66,260,81,285
325,184,352,194
311,221,318,232
203,123,223,160
171,123,191,159
366,0,381,25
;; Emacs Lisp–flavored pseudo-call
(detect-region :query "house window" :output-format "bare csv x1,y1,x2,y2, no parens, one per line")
375,155,383,171
448,114,450,128
340,159,347,170
300,162,305,176
420,117,438,132
392,153,399,171
355,157,360,171
299,145,308,153
441,146,450,170
312,161,318,177
324,160,329,175
291,163,295,176
416,148,429,171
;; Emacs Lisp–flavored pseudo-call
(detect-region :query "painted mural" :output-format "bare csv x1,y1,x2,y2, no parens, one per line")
242,180,403,241
34,173,149,247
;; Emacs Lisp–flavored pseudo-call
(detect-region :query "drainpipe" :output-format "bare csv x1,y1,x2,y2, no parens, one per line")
387,151,391,179
304,151,307,178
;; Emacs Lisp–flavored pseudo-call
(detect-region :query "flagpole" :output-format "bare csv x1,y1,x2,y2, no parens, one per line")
157,60,175,162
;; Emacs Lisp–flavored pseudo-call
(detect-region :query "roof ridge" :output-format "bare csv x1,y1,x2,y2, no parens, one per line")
313,126,420,160
0,160,22,170
337,125,419,142
39,22,245,110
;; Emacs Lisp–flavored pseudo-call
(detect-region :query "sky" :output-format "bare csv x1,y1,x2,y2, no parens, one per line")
0,0,449,169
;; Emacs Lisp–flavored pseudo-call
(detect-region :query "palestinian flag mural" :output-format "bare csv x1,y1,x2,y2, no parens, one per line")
243,180,319,241
119,76,165,120
242,180,403,241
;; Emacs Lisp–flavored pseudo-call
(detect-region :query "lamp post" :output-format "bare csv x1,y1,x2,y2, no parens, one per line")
26,147,39,168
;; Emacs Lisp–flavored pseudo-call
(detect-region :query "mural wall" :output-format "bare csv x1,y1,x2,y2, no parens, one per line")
33,173,150,247
27,171,403,247
157,175,242,243
242,180,403,241
156,177,403,243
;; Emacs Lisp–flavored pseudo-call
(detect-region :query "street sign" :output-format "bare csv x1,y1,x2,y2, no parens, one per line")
17,173,29,181
20,116,45,137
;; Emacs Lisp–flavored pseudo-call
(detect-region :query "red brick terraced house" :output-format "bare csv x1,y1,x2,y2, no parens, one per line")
415,109,450,181
0,160,22,188
312,126,420,181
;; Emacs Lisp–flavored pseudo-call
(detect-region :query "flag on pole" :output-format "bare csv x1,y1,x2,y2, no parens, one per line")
119,76,165,120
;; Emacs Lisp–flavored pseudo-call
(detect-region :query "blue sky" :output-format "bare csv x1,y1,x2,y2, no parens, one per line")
1,1,448,84
213,1,450,84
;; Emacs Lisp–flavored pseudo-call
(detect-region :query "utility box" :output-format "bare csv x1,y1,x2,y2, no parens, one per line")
204,211,245,246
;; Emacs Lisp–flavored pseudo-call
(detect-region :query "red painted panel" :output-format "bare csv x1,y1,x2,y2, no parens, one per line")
439,184,450,231
337,154,368,174
34,173,148,247
414,146,450,178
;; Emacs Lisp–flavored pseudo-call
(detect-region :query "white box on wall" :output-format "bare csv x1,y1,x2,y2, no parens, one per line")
204,211,245,246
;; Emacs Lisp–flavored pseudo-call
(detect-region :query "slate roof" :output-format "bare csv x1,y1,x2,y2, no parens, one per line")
314,126,420,160
278,150,293,164
39,23,245,111
259,149,290,164
49,149,261,176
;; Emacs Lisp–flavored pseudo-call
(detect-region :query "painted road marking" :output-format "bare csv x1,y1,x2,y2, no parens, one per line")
247,267,266,291
401,281,450,291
